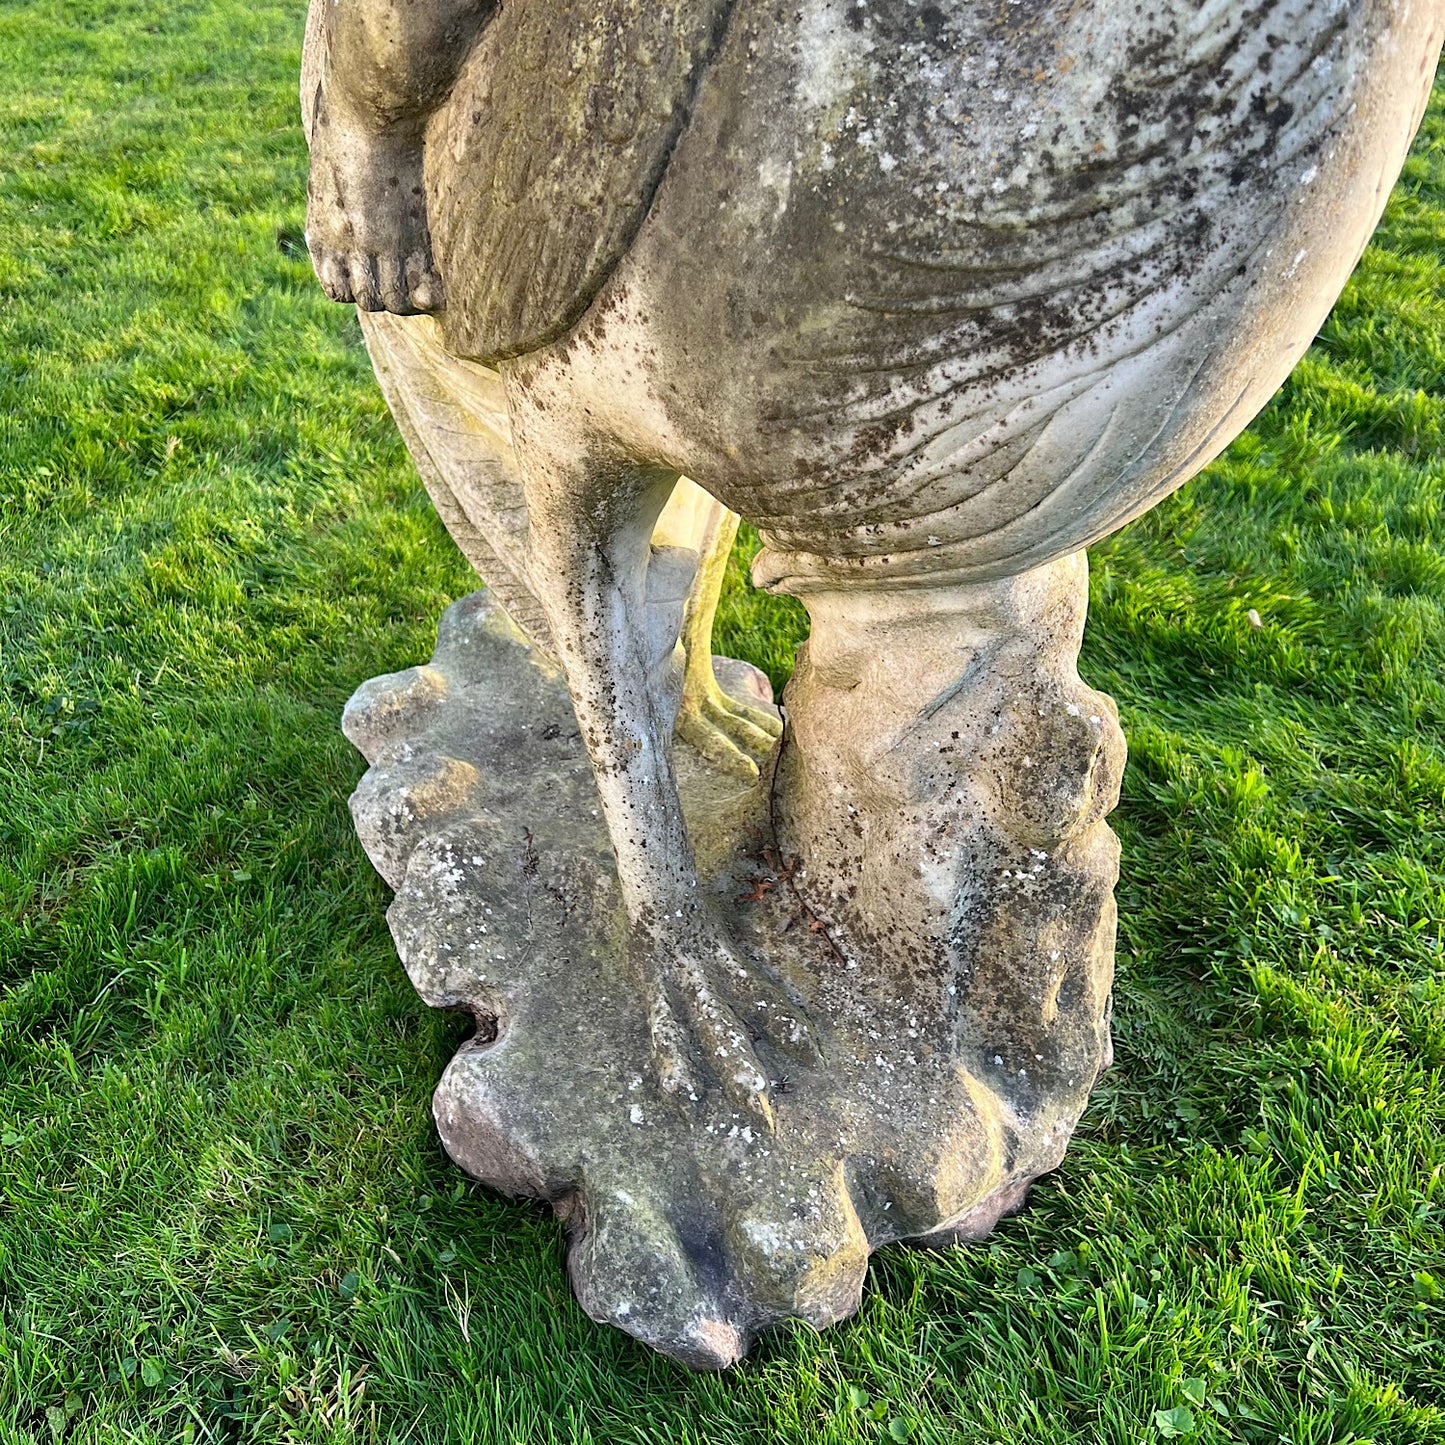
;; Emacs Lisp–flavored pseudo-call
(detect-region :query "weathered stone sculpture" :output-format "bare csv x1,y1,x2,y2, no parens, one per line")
302,0,1445,1366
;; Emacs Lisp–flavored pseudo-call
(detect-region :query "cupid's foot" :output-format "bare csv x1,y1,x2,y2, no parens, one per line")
306,114,443,315
676,662,784,781
639,917,815,1130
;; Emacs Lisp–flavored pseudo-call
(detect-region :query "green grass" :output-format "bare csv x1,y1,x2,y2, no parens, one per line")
1,2,1442,1440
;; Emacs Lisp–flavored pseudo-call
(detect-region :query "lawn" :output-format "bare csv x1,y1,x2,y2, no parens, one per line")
1,3,1442,1441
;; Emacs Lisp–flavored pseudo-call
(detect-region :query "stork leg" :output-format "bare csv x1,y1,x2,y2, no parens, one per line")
653,480,783,779
516,443,809,1128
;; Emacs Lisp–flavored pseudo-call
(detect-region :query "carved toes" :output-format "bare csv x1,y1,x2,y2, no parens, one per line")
405,251,444,312
675,661,784,780
308,243,443,315
313,248,355,305
675,696,771,780
653,960,776,1133
639,924,821,1133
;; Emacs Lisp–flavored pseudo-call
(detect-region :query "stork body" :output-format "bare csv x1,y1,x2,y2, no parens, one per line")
306,0,1445,1122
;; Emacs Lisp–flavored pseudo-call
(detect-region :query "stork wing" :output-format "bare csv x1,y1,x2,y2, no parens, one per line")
360,313,555,651
427,0,735,363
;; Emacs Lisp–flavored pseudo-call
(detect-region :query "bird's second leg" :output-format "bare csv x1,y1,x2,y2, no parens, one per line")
517,447,812,1128
652,483,783,780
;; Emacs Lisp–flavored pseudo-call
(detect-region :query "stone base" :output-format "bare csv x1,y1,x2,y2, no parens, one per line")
343,589,1116,1368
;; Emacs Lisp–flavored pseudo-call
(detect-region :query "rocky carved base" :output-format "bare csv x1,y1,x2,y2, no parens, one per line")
343,578,1123,1368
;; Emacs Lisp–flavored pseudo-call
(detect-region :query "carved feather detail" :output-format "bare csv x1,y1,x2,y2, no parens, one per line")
427,0,737,363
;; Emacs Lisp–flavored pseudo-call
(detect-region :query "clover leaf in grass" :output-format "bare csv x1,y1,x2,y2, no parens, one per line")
1154,1405,1196,1438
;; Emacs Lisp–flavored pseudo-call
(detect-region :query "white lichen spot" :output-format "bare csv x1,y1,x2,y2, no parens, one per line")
796,1,875,112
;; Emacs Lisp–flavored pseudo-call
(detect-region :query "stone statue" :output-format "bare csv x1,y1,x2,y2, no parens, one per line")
302,0,1444,1366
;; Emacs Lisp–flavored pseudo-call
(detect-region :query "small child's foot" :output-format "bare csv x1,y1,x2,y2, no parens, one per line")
306,113,444,315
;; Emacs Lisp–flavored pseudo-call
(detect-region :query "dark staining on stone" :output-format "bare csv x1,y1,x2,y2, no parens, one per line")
851,409,918,466
917,4,947,39
464,1007,501,1047
1250,89,1296,136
